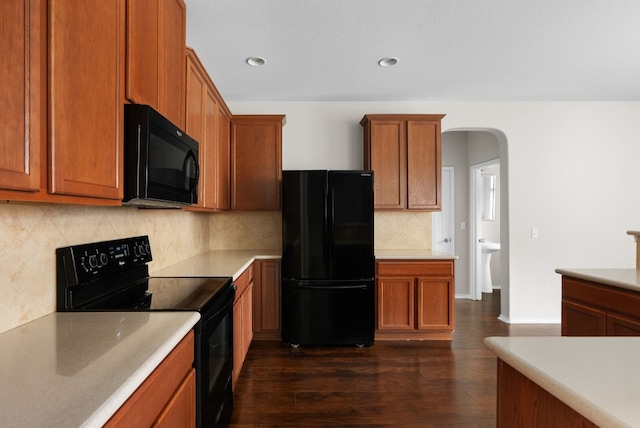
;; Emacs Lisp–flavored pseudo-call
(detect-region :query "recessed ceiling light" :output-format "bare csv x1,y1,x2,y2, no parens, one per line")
378,57,399,67
246,57,266,67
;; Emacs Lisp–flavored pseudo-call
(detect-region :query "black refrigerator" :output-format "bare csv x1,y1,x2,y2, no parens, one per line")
281,170,375,346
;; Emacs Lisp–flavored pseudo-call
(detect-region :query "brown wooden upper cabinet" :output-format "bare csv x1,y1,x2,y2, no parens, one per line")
185,48,232,211
1,0,188,206
126,0,186,128
2,0,125,204
361,114,445,211
230,115,285,211
48,0,125,201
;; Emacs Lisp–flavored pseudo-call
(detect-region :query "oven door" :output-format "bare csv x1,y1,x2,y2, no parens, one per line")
198,287,234,428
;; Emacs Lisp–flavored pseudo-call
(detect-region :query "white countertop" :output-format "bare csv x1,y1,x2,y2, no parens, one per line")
375,249,458,260
555,268,640,293
151,249,457,280
0,311,200,428
484,336,640,428
151,249,281,279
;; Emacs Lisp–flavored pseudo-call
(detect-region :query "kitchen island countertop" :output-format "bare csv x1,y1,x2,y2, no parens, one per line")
0,311,200,428
555,268,640,293
484,336,640,428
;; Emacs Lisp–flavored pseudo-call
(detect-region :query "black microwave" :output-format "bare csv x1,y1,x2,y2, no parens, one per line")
123,104,199,208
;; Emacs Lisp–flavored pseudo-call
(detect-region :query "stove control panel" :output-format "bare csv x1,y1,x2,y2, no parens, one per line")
56,235,152,286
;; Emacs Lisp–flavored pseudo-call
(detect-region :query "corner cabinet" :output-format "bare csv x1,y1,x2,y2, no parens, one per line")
561,275,640,336
185,48,232,211
105,331,196,428
361,114,445,211
376,259,455,340
252,259,281,340
231,115,285,211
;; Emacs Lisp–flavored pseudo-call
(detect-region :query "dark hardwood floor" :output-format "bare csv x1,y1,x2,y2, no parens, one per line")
230,291,560,427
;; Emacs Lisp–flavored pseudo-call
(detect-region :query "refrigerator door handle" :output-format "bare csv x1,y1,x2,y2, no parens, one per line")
324,186,331,275
327,186,335,272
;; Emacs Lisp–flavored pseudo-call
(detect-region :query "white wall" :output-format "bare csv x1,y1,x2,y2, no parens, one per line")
229,101,640,323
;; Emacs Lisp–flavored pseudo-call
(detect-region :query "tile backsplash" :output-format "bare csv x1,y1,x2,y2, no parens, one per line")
0,203,427,334
375,211,432,250
0,204,283,334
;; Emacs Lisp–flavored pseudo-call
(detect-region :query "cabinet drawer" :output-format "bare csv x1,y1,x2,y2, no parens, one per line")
562,276,640,320
234,264,254,301
377,260,453,277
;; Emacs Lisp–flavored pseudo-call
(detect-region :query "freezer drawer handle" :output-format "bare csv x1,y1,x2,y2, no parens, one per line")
292,284,368,290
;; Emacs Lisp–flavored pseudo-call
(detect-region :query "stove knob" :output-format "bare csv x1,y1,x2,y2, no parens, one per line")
88,254,98,268
100,252,108,266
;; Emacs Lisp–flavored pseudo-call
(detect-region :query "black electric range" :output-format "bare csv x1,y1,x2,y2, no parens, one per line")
56,236,235,428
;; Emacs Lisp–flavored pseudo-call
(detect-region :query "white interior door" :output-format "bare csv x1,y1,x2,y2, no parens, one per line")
432,167,454,254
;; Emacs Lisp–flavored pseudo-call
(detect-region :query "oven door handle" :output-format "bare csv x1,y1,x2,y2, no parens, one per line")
203,290,235,330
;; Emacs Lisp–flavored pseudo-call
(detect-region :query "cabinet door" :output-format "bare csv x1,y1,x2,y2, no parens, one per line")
215,106,231,210
0,0,43,192
606,313,640,336
243,283,254,357
367,120,406,209
151,369,196,428
561,300,606,336
49,0,124,200
417,276,454,331
200,88,219,208
184,54,206,207
231,116,284,211
252,259,281,340
377,276,415,331
125,0,159,107
185,54,205,142
158,0,185,128
232,283,253,388
407,120,441,210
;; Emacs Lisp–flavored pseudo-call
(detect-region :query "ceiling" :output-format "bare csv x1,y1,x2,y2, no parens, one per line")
185,0,640,102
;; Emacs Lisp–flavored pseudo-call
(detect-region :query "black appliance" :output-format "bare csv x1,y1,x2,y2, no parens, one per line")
123,104,199,208
56,236,233,428
281,170,375,346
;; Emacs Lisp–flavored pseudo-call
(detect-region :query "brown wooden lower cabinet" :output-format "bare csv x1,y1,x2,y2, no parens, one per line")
105,331,195,428
561,275,640,336
497,360,597,428
375,259,455,340
252,259,281,340
233,264,254,389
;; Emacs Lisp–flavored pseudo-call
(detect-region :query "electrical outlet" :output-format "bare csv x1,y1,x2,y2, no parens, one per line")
531,228,539,239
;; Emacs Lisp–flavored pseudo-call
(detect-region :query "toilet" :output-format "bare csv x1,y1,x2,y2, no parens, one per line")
480,241,500,293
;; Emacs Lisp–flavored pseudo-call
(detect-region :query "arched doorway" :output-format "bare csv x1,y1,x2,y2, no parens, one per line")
439,128,511,322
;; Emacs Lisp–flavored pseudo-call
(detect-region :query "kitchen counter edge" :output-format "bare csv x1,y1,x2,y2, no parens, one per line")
0,311,200,428
484,336,639,428
555,268,640,293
